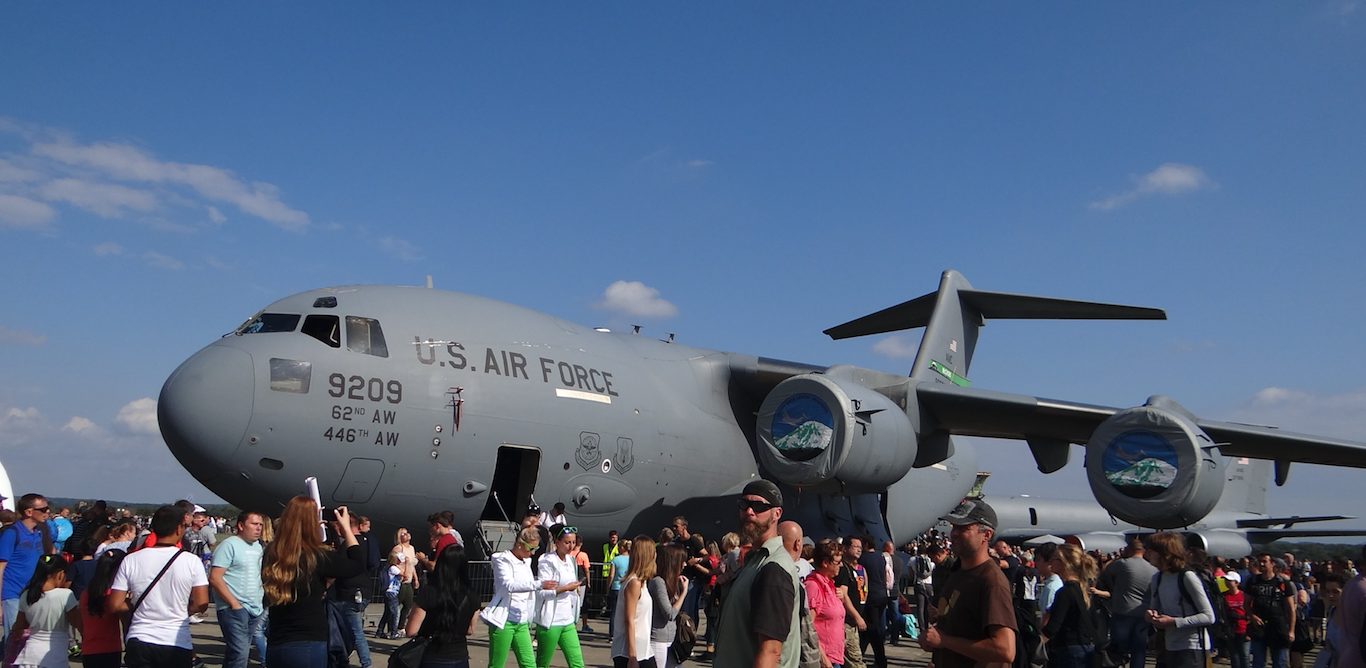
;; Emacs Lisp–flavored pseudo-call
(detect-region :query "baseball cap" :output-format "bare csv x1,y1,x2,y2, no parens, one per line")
1223,572,1242,583
938,499,998,530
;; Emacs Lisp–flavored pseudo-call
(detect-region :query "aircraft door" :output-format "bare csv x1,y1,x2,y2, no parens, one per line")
334,457,385,504
481,445,541,523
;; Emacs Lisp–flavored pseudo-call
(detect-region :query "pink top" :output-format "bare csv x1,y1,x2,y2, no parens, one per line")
805,572,845,664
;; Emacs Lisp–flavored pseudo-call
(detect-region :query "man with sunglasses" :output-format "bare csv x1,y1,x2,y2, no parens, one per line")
715,480,802,668
0,493,55,644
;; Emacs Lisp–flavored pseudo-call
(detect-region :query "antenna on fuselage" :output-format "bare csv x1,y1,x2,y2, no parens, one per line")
426,275,433,289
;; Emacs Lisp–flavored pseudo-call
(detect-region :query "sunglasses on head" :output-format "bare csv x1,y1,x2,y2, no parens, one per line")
554,526,579,539
737,498,779,514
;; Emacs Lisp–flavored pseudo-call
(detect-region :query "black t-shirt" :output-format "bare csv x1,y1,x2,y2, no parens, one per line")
835,561,867,626
1041,581,1093,648
860,552,889,605
1248,575,1293,638
268,545,366,644
414,587,479,660
1000,555,1021,597
679,535,706,581
751,561,796,642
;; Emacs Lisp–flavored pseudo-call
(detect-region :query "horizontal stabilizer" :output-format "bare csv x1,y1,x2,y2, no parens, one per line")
1248,528,1366,543
824,288,1166,340
1236,515,1355,529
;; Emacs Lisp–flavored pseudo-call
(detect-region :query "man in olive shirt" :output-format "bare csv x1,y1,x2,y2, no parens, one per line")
919,499,1017,668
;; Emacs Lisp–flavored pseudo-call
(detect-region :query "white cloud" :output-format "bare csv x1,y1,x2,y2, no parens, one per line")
62,416,102,435
206,206,226,223
39,178,157,218
20,135,308,230
0,194,55,228
379,237,424,262
0,403,220,502
872,335,919,359
1090,163,1215,211
593,280,679,319
114,398,160,435
93,242,124,256
204,255,231,270
142,251,185,270
0,325,45,346
1220,387,1366,441
0,158,41,183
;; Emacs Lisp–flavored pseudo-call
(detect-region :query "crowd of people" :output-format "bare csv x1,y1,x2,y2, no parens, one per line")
2,489,1366,668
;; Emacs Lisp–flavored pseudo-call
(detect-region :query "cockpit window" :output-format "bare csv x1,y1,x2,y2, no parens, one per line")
301,314,341,348
269,358,312,393
346,316,389,358
236,313,301,335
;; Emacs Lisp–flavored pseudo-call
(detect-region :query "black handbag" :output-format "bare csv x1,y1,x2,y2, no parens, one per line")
388,636,430,668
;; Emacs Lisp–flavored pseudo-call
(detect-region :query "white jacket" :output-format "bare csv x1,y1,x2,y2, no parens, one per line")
491,550,542,624
538,552,582,627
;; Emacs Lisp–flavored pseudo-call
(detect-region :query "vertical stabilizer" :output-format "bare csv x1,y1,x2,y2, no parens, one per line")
1214,457,1270,516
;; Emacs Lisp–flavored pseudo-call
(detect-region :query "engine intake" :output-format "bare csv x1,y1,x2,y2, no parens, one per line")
756,374,916,494
1085,396,1225,529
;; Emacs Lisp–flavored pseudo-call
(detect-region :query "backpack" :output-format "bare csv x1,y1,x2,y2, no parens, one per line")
913,555,931,581
671,611,698,665
1012,601,1046,668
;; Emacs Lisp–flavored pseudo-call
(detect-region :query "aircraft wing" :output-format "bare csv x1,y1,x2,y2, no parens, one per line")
915,383,1366,469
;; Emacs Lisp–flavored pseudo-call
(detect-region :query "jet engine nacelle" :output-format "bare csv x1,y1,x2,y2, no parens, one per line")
1183,530,1253,558
1064,532,1131,554
1085,397,1225,529
756,373,916,494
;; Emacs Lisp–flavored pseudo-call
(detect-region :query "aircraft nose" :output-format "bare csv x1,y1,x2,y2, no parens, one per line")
159,345,255,480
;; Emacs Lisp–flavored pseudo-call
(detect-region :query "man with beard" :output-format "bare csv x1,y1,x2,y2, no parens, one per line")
715,480,802,668
919,499,1017,668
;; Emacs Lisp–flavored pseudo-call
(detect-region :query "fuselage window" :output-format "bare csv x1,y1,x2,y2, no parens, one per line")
345,316,389,358
269,358,312,394
302,314,341,348
237,313,301,335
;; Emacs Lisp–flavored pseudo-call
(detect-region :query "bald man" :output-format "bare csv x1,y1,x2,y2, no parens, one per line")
778,521,812,580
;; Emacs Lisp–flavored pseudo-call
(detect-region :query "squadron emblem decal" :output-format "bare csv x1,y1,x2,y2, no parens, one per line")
576,432,600,471
615,437,634,474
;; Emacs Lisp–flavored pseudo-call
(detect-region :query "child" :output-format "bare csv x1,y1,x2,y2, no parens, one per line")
1223,572,1249,668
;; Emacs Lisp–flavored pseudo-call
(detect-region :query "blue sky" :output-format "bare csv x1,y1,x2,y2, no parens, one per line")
2,4,1364,529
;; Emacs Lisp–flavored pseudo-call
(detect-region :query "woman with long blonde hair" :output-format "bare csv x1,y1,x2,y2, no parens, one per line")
261,496,365,668
612,535,657,668
1041,543,1100,668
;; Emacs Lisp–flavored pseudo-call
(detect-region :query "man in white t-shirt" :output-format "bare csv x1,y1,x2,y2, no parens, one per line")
110,505,210,668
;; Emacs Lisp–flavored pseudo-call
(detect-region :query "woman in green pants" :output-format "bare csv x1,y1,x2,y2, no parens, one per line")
487,528,557,668
537,524,587,668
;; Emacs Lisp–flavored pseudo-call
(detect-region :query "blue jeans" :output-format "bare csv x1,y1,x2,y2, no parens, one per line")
682,580,702,621
1051,644,1095,668
1109,614,1152,668
218,606,268,668
268,640,328,668
1229,636,1250,668
343,600,373,667
1250,638,1288,668
378,591,400,637
0,598,17,645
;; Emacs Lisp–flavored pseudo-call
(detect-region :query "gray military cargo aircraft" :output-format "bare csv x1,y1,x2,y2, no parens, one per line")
157,270,1366,550
986,458,1361,557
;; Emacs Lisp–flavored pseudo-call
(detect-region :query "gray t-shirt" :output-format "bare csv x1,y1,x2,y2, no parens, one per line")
648,576,679,643
1099,556,1160,617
